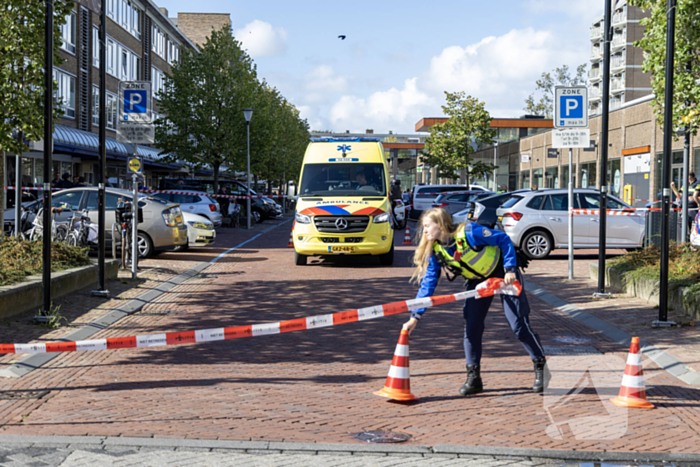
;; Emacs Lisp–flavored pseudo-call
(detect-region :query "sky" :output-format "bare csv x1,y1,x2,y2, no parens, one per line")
159,0,604,134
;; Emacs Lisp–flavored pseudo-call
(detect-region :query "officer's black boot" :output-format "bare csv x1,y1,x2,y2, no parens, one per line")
533,357,551,393
459,364,483,396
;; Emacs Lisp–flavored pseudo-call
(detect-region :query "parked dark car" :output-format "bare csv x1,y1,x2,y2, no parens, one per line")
159,179,278,223
432,191,495,216
452,189,534,223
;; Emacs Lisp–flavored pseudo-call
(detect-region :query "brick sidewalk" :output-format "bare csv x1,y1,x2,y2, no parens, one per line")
0,226,699,454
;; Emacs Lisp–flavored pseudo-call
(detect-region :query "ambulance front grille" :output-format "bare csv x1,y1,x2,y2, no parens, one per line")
314,215,369,233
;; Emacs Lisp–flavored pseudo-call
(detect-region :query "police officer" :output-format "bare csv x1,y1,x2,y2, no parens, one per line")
402,207,549,395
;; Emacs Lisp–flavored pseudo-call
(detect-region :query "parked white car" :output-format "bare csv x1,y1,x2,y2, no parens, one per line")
179,211,216,251
152,191,222,228
495,188,645,259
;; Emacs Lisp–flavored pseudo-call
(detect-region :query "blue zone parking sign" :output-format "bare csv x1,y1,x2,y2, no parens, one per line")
554,86,588,128
118,81,152,124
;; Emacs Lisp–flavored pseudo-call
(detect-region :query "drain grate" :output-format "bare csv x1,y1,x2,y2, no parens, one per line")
543,345,601,356
553,336,592,344
0,390,49,400
354,431,411,443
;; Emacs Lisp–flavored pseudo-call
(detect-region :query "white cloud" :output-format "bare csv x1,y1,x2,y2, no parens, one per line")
302,66,349,104
321,27,588,132
329,78,435,132
234,20,288,58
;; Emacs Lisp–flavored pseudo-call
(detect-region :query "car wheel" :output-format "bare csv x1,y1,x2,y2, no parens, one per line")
252,209,263,224
521,230,552,260
295,251,307,266
137,231,154,258
379,244,394,266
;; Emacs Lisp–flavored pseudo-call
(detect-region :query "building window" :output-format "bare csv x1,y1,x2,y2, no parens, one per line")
92,26,100,68
131,5,142,39
521,170,531,189
151,66,166,96
131,54,140,80
152,24,166,59
107,38,116,75
107,0,116,20
106,92,117,130
92,86,99,126
580,161,597,189
121,48,128,79
53,70,76,118
60,11,77,54
167,40,179,64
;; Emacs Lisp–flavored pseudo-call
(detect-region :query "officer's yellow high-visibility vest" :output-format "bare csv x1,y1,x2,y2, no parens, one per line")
432,228,500,280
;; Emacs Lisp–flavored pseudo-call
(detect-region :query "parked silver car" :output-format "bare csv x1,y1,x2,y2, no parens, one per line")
4,187,188,257
152,191,222,228
434,191,495,216
495,188,644,259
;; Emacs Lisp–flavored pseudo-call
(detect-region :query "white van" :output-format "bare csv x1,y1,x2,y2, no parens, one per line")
411,184,468,219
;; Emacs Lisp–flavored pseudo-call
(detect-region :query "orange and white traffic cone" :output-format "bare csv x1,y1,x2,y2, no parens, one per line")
374,329,418,401
287,222,295,248
610,337,654,409
402,225,412,245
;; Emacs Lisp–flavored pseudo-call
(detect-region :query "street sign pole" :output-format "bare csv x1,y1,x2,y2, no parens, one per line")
655,0,678,328
132,146,138,280
14,132,22,238
39,0,54,321
568,147,574,280
92,0,109,299
682,127,689,243
595,0,613,300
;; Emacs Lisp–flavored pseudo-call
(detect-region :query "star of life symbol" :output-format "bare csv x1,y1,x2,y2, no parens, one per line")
337,144,352,152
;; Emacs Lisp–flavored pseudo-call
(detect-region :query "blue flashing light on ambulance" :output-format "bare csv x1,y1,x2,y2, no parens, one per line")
292,138,395,266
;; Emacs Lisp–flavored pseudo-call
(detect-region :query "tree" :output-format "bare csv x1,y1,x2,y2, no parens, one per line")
629,0,700,133
154,24,259,192
422,91,497,183
0,0,73,232
524,64,588,117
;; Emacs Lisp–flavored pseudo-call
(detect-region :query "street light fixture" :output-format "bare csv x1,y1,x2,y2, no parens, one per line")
243,109,254,230
493,140,499,192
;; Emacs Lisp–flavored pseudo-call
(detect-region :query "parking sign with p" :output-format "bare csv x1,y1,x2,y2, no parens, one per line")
554,86,588,129
118,81,152,123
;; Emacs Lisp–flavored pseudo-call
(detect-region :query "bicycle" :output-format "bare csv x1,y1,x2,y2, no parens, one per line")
28,204,69,242
66,209,92,247
8,203,38,240
114,202,136,270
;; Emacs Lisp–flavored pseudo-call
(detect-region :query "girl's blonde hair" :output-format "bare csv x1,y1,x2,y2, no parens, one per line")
410,208,463,283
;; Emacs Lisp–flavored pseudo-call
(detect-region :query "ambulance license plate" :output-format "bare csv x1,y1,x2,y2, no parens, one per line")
329,246,355,253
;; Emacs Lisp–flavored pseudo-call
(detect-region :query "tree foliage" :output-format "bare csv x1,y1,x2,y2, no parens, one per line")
629,0,700,133
422,91,497,181
524,64,588,117
155,24,309,193
0,0,73,230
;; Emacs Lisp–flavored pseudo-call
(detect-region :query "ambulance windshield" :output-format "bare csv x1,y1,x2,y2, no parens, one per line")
299,163,386,197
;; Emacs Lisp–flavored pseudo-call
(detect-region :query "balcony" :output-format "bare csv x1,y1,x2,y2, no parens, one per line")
590,26,602,40
611,78,625,93
590,48,602,61
611,34,626,51
611,55,626,72
610,97,624,110
589,67,601,82
590,87,602,101
612,11,627,27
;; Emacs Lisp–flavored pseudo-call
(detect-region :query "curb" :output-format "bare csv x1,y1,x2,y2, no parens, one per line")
0,435,698,463
0,220,290,379
524,280,700,386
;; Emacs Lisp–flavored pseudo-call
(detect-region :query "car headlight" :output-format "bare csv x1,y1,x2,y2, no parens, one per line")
188,221,212,230
162,208,178,227
295,212,311,224
373,212,390,223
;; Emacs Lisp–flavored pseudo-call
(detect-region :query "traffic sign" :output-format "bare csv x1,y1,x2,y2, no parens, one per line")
127,156,143,174
552,129,591,148
117,123,155,144
119,81,152,123
554,86,588,129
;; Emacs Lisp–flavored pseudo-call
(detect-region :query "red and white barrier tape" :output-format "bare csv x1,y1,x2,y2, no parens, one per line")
571,209,643,216
139,189,286,200
4,186,62,191
0,278,521,355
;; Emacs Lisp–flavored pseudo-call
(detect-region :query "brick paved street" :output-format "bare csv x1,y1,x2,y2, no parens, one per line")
0,217,699,456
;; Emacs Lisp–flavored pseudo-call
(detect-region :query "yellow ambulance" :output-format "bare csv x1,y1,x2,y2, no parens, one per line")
293,138,394,266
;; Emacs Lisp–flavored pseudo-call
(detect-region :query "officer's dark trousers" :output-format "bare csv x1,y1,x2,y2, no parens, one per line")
462,270,545,365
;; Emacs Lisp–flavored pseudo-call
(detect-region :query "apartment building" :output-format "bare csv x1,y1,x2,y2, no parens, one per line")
5,1,232,192
589,0,652,115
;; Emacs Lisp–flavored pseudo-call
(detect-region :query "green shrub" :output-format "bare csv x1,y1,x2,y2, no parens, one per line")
0,236,92,287
609,243,700,294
